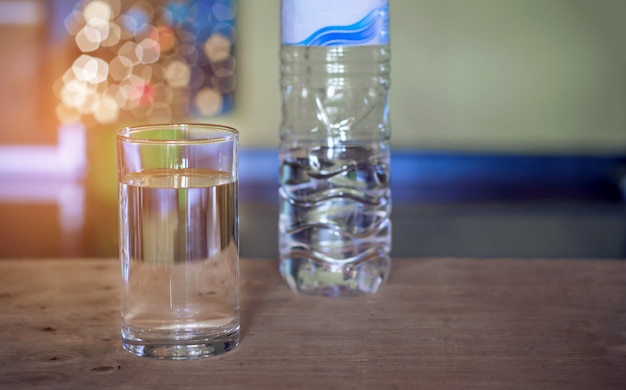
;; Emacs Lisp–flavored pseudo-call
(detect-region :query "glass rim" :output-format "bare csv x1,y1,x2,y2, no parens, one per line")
117,123,239,144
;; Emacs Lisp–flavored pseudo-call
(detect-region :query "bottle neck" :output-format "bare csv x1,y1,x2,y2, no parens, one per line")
280,1,391,142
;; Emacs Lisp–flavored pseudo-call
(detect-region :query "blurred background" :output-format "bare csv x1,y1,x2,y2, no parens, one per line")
0,0,625,259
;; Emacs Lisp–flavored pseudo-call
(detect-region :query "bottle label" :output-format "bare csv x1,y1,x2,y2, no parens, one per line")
281,0,389,47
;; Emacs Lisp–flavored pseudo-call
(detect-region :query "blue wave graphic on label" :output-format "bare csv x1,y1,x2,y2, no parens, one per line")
289,6,388,47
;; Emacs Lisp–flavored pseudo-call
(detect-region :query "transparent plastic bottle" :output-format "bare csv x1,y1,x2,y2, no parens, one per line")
279,0,391,296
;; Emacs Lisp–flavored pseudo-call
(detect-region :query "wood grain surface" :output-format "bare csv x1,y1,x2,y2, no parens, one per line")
0,258,624,389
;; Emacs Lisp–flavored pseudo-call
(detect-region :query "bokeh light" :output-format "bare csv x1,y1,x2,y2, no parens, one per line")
83,0,114,26
72,55,109,84
203,33,231,62
164,59,190,88
55,0,236,125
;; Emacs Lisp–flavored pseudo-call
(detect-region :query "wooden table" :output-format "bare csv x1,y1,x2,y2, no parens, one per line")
0,258,624,389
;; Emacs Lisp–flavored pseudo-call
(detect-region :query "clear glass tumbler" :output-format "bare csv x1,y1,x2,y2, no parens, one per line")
116,123,239,359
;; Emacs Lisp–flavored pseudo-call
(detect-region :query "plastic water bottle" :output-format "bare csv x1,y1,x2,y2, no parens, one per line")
279,0,391,296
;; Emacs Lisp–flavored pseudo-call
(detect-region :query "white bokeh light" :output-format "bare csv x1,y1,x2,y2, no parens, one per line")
92,94,120,124
72,55,108,84
60,79,89,108
203,33,231,62
136,38,160,64
194,87,222,116
164,60,191,88
84,0,112,31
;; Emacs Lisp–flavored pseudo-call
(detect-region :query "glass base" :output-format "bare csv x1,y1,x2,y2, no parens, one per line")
122,329,239,360
279,251,390,297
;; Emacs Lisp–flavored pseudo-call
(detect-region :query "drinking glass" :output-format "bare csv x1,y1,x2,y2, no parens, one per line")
116,123,239,359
